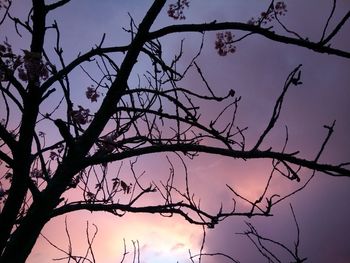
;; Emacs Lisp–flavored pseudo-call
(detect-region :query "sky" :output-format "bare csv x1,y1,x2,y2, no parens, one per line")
1,0,350,262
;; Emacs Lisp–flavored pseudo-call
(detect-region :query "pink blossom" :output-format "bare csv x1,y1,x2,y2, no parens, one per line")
275,1,287,15
112,178,132,194
70,105,90,125
19,50,50,82
167,0,189,20
0,40,18,81
49,151,58,160
0,44,6,53
18,68,28,81
215,31,236,56
30,168,43,178
248,1,287,25
85,85,100,102
97,132,118,153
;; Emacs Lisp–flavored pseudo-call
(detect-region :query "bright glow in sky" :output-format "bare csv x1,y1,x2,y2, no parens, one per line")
1,0,350,262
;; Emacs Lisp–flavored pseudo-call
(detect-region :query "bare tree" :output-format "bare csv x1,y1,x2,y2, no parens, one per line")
0,0,349,262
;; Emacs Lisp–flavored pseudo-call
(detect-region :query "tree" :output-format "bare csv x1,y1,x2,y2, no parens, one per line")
0,0,349,262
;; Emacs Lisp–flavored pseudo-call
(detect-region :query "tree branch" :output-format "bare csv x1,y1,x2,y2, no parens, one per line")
0,149,13,166
51,200,266,227
83,144,350,177
40,45,129,92
46,0,71,12
0,124,17,152
252,65,302,151
321,10,350,45
148,22,350,58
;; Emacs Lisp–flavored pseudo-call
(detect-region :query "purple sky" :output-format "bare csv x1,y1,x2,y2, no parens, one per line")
1,1,350,262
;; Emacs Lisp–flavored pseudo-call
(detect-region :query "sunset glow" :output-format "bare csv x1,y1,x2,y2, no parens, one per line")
1,0,350,262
